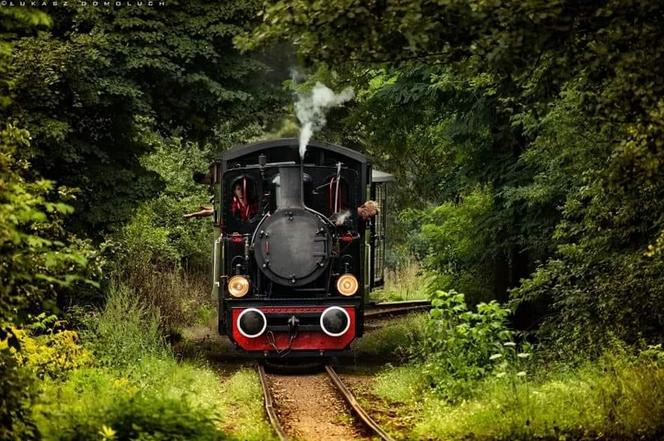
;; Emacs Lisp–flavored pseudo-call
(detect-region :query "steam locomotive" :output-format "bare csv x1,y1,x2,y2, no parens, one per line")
196,139,392,357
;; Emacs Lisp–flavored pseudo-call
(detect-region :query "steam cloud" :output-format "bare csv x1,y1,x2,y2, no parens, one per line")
295,82,354,159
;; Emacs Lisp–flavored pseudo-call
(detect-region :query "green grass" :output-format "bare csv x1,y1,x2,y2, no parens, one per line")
83,283,170,369
34,357,227,440
34,359,275,441
370,352,664,441
217,369,276,441
351,313,426,361
32,283,275,441
370,262,431,302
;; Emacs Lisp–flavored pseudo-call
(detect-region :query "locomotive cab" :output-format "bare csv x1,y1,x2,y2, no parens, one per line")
200,139,392,357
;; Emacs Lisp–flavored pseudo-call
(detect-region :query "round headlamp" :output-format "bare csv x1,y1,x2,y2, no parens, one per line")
228,275,250,298
336,273,359,296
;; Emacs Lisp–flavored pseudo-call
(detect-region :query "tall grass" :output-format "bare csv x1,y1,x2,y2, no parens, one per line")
122,261,212,333
373,349,664,441
84,283,169,369
371,261,431,302
351,314,426,362
35,282,274,441
34,357,230,441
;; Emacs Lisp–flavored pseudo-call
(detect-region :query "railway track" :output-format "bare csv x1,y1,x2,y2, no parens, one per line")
364,299,431,319
254,301,429,439
257,364,289,441
257,363,395,441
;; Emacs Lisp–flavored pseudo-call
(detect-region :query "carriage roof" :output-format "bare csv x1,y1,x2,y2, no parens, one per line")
216,138,394,184
221,138,368,164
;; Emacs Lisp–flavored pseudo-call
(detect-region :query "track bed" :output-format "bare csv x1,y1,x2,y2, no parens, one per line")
258,364,395,441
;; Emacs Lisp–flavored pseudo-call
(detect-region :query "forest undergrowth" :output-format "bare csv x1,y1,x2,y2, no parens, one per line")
359,290,664,441
22,285,273,441
4,1,664,440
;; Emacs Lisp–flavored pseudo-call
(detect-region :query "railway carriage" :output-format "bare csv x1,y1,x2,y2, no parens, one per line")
197,139,392,357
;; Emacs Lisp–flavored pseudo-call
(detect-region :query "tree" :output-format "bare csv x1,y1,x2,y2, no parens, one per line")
5,1,288,236
241,0,664,349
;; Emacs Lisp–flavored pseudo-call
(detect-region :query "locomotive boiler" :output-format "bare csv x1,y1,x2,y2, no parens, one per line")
196,139,392,357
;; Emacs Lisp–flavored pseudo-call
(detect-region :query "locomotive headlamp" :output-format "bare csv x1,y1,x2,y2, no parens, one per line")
228,275,250,298
320,306,351,337
336,273,359,296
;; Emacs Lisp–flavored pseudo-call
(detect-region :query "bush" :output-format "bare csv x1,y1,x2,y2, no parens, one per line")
1,123,96,441
413,346,664,441
404,188,496,304
8,324,93,380
105,136,214,333
0,351,38,441
34,358,232,441
89,396,227,441
417,289,513,401
84,284,168,370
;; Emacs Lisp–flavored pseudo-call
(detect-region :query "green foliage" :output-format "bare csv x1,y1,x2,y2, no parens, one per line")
372,346,664,441
246,0,664,352
35,358,232,441
7,324,94,380
0,351,38,441
106,135,215,332
112,136,213,271
83,284,168,370
351,314,426,362
1,124,94,335
415,347,664,441
418,290,513,401
33,354,275,441
0,6,51,108
101,397,227,441
410,187,495,303
4,2,287,236
0,122,99,441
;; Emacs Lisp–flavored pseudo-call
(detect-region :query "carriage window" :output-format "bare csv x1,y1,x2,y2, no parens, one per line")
230,177,257,223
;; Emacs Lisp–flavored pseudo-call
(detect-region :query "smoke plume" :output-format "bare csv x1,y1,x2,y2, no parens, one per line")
295,82,354,158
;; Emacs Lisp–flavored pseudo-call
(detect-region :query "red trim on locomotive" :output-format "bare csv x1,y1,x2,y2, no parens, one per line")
230,306,357,351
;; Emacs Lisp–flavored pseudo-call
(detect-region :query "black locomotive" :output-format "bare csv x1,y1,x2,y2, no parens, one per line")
196,139,392,357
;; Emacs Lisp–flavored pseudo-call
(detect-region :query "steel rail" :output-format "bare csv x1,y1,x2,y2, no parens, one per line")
366,300,431,309
364,300,431,319
325,365,396,441
257,364,289,441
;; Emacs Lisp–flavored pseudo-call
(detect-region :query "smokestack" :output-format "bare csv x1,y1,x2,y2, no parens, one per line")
277,166,304,209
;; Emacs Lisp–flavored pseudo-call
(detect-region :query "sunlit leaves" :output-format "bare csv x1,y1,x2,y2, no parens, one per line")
0,124,94,333
418,289,514,401
5,1,287,235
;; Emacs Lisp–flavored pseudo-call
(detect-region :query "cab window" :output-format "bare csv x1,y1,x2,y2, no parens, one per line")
229,177,257,223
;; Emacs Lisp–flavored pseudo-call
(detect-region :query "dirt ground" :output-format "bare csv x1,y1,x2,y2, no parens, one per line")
268,372,372,441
